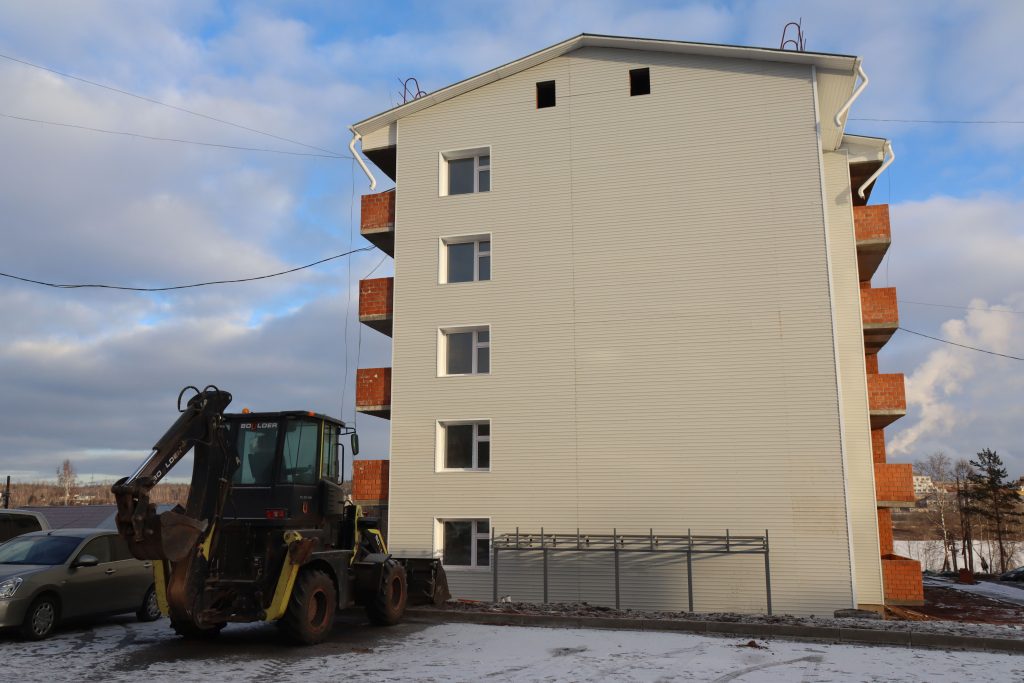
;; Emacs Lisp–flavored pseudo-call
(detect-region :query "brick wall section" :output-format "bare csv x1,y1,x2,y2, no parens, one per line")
359,277,394,319
352,459,390,503
864,352,880,374
882,554,924,604
861,287,899,326
871,428,886,463
854,204,891,243
875,463,914,503
356,367,392,409
360,189,395,232
877,508,894,555
868,373,906,413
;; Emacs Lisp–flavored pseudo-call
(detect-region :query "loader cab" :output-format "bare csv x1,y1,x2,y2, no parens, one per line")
223,411,350,526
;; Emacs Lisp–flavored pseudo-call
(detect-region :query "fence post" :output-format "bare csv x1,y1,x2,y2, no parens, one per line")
492,526,498,603
542,527,548,604
764,529,772,616
613,528,620,610
686,528,694,612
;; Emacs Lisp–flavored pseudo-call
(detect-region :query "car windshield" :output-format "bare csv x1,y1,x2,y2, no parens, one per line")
0,535,82,565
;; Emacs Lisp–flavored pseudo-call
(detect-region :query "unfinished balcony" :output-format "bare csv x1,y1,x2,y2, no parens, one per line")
874,463,915,508
356,367,391,419
360,189,395,257
854,204,891,282
359,277,394,337
861,287,898,353
881,554,924,605
868,373,906,428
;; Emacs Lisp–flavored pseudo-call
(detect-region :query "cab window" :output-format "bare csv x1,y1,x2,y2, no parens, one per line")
322,424,339,481
280,420,319,485
233,421,280,485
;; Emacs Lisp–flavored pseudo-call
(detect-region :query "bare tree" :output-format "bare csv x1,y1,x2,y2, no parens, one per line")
56,459,77,506
915,452,958,571
954,458,975,571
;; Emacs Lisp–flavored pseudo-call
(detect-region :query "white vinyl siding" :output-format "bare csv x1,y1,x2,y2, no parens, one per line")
386,46,861,615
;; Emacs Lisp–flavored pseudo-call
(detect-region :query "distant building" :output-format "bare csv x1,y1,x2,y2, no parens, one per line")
912,476,935,497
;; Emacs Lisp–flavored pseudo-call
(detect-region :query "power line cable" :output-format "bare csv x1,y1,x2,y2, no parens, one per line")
899,299,1023,315
0,111,347,158
850,117,1024,124
0,52,344,156
898,327,1023,361
0,245,376,292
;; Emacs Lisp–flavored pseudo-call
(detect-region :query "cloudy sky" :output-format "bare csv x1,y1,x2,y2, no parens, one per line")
0,0,1021,483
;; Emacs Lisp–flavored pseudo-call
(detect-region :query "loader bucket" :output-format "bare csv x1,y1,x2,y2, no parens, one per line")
399,558,451,606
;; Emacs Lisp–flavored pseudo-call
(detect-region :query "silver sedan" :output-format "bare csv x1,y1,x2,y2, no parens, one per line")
0,528,160,639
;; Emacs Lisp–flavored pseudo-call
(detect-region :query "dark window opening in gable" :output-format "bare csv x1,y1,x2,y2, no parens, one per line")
629,67,651,96
536,80,556,108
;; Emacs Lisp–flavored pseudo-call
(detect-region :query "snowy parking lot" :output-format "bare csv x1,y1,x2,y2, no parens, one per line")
2,613,1023,682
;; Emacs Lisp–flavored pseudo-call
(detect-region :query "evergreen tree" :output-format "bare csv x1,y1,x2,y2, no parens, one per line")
967,449,1022,574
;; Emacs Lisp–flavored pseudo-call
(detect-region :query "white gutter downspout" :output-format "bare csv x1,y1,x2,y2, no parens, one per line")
858,140,895,199
348,126,377,191
834,59,868,128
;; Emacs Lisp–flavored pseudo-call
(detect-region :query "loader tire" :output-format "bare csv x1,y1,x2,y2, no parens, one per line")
278,568,337,645
366,560,407,626
170,619,224,639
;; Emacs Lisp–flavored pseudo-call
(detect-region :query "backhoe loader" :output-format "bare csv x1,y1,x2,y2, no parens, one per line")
111,385,448,644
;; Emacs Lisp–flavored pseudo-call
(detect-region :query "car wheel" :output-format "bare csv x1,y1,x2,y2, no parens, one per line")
365,559,407,627
137,585,161,622
21,595,58,640
278,568,337,645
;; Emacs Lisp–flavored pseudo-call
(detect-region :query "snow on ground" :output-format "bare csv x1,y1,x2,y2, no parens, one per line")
2,616,1023,682
895,540,1024,574
926,575,1024,607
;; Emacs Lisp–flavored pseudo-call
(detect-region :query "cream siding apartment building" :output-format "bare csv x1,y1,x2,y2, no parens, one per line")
351,34,922,615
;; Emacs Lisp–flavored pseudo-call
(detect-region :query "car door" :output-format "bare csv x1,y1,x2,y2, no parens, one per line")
62,535,114,618
108,534,153,607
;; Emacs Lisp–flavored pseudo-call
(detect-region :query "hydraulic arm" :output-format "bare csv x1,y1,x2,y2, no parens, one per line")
111,386,236,563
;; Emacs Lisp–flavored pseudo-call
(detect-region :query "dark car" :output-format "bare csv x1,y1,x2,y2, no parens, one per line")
0,529,160,639
1000,567,1024,582
0,510,50,543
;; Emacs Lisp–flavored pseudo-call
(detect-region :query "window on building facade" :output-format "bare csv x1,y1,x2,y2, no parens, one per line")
441,327,489,375
443,236,490,283
629,67,651,96
440,421,490,470
441,518,490,567
536,80,556,108
442,148,490,195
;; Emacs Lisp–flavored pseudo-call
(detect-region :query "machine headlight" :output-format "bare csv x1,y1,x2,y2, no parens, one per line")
0,577,23,599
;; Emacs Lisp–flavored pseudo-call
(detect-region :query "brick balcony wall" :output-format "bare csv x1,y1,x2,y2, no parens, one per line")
875,463,915,504
868,373,906,413
871,428,887,463
882,554,924,604
359,277,394,319
877,508,894,555
360,189,395,232
861,287,899,326
356,367,392,410
854,204,891,242
352,459,390,503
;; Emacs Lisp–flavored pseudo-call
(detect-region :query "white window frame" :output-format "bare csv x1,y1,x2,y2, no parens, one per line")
434,517,491,570
439,146,491,196
439,233,491,284
438,325,490,376
436,420,491,472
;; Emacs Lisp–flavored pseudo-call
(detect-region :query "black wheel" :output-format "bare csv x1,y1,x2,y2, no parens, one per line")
137,585,162,622
20,595,59,640
365,560,407,626
278,568,337,645
170,619,224,639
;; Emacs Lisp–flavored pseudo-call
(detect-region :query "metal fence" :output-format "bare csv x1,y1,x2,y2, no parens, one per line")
491,528,772,615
